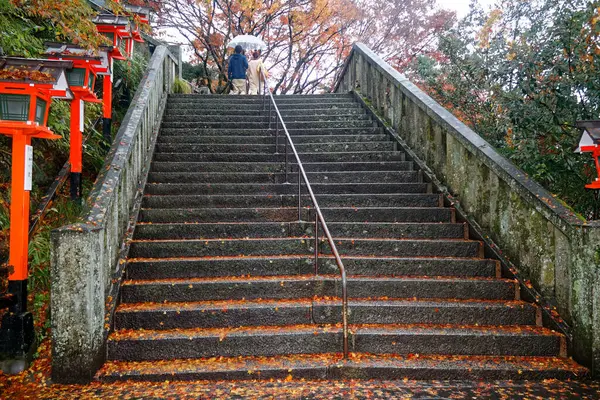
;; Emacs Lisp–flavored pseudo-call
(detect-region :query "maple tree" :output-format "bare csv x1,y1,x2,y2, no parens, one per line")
415,0,600,218
155,0,456,93
0,0,122,57
350,0,455,74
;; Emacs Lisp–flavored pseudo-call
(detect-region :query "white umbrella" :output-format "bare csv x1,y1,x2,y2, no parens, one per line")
227,35,267,51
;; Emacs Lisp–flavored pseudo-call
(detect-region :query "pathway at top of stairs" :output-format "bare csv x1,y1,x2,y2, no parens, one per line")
96,93,587,382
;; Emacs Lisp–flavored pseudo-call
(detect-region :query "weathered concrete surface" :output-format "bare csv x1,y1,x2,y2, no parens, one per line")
335,42,600,377
50,45,179,383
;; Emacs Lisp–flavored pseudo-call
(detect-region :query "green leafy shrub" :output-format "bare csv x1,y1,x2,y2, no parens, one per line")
173,78,192,94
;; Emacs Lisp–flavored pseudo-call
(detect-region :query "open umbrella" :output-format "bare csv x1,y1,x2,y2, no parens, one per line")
227,35,267,51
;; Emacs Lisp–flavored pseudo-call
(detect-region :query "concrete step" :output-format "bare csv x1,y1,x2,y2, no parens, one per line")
160,120,375,130
154,142,395,154
169,94,355,100
125,256,499,280
137,206,451,223
317,207,453,223
140,194,441,209
120,275,516,303
144,183,429,196
149,161,413,173
158,127,384,136
166,97,357,105
165,107,366,117
156,134,389,145
162,114,371,123
145,171,419,184
114,298,539,330
97,353,588,382
152,151,405,163
128,237,481,259
105,324,561,361
138,207,305,223
164,103,362,113
133,221,465,241
288,171,420,184
352,325,563,357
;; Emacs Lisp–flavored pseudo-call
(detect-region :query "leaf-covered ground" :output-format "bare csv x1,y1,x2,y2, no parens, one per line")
1,340,598,399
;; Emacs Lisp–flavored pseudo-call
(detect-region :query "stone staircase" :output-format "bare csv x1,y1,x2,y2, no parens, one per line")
96,93,587,381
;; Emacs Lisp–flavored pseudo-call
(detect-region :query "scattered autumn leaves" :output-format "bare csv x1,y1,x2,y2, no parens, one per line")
1,340,599,399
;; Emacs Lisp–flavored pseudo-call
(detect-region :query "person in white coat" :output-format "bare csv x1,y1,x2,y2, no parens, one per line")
247,50,267,95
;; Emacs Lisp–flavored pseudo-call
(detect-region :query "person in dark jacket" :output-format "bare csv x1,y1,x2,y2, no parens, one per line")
228,45,249,95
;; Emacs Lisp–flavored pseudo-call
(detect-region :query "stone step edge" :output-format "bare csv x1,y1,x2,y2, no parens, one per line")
95,353,588,382
121,274,515,286
107,323,561,342
115,297,537,314
125,254,491,262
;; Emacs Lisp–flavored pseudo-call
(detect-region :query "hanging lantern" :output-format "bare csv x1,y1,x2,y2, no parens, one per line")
576,120,600,189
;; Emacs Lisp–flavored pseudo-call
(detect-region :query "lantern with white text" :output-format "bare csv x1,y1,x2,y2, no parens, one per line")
0,58,72,355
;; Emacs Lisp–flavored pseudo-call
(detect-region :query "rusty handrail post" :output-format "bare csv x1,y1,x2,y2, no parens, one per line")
260,70,349,359
314,213,319,275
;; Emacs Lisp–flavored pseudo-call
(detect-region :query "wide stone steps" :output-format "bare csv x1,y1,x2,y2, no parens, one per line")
137,207,452,223
167,97,356,105
165,107,366,117
162,114,371,123
140,193,441,209
128,237,479,258
156,134,389,144
106,324,561,361
159,127,384,136
102,94,582,382
152,150,405,163
120,275,515,303
119,275,514,303
150,161,414,173
125,256,500,280
155,141,393,154
160,120,375,130
114,299,539,330
144,183,430,196
133,221,463,240
146,170,418,184
97,353,587,382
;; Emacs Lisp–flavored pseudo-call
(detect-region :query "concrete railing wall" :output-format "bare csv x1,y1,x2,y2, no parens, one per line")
335,43,599,377
50,45,178,383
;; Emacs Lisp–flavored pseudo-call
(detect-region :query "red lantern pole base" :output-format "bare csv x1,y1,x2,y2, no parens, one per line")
69,98,84,201
1,131,37,361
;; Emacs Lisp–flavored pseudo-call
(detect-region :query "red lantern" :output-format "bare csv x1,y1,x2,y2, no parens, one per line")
0,57,72,312
45,43,106,199
576,121,600,189
93,14,131,61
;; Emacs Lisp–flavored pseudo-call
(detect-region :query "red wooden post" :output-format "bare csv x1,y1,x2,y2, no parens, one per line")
8,133,32,282
0,57,71,357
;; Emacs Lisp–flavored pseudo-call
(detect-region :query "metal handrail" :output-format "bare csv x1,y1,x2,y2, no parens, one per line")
260,71,349,358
